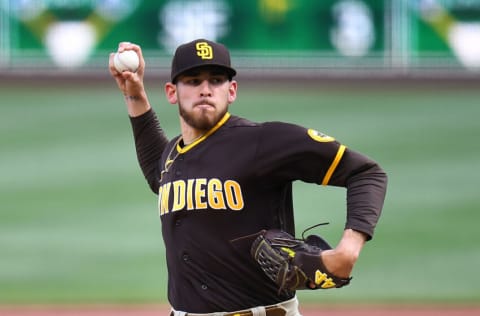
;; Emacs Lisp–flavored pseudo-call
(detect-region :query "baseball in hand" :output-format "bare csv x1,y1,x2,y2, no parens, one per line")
113,50,140,72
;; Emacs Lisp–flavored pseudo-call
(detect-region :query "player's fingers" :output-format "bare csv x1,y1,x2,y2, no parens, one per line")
117,41,133,52
117,42,142,54
121,72,146,97
124,43,145,74
108,52,120,76
136,47,146,75
108,52,130,93
123,71,144,88
121,71,135,81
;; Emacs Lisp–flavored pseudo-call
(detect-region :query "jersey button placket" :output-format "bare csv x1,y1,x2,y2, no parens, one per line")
173,157,183,177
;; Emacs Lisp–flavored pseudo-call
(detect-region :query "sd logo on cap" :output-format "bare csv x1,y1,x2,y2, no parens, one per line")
196,42,213,60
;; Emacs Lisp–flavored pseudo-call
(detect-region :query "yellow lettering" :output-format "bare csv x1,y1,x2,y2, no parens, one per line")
315,270,327,284
172,180,186,212
315,270,336,288
208,178,226,209
186,179,195,210
195,178,207,209
158,178,246,215
159,182,171,215
321,279,337,289
224,180,244,210
158,186,163,216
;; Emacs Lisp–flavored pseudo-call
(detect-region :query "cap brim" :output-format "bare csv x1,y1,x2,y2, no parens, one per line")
172,64,236,83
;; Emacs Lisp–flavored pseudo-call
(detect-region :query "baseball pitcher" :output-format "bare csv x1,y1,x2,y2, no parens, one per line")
108,39,387,316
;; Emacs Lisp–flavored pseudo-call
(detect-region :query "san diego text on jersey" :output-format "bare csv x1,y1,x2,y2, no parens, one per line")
158,178,245,215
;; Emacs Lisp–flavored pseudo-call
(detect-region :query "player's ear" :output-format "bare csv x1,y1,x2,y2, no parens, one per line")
165,82,177,104
227,80,237,104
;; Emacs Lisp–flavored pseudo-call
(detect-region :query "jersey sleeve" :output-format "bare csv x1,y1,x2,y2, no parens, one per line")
255,121,387,239
254,121,344,184
129,109,169,193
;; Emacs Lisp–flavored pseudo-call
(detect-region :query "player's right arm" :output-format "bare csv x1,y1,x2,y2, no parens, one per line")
109,42,151,117
109,42,169,193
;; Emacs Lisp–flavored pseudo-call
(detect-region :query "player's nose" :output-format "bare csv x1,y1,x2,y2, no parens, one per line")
199,80,212,97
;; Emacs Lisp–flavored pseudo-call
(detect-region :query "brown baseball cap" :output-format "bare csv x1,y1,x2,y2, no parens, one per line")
170,38,237,83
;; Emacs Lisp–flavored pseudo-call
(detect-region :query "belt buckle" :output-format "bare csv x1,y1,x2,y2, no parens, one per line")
224,311,250,316
266,306,286,316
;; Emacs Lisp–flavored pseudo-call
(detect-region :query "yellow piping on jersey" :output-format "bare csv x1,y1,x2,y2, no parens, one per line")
322,145,346,186
177,112,231,154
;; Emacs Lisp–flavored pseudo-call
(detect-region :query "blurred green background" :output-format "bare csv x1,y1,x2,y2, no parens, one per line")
3,0,480,72
1,0,480,309
1,77,479,305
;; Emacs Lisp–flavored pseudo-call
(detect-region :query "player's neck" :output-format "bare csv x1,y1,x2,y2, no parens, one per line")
179,119,206,146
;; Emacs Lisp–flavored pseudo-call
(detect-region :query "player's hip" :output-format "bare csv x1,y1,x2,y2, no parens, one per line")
170,295,301,316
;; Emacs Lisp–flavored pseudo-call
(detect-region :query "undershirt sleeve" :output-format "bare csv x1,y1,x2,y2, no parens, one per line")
129,109,169,193
328,148,388,240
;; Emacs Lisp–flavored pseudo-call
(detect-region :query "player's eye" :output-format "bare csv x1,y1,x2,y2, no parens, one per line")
185,78,201,85
181,75,226,86
210,77,227,85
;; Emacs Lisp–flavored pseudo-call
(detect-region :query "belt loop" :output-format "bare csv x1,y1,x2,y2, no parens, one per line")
172,310,187,316
251,306,266,316
276,296,299,316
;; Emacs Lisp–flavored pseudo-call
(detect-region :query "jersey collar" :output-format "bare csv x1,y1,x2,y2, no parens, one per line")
177,112,231,154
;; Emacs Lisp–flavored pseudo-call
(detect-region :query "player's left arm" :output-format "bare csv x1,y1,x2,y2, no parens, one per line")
323,148,388,277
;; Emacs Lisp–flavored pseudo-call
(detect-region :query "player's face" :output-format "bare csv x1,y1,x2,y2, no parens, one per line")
172,67,237,131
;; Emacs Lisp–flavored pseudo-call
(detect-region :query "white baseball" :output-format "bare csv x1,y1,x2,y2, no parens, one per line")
113,50,140,72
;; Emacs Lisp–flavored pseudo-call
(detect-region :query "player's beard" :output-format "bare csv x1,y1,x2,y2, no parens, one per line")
178,100,227,131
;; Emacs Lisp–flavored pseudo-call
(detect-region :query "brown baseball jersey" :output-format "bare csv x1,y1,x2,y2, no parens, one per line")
129,110,387,313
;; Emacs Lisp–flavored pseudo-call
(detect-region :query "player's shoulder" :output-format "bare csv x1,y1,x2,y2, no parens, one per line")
261,120,308,134
226,115,260,128
227,115,298,129
226,115,309,136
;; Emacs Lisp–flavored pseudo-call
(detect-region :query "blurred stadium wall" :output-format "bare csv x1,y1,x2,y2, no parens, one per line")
1,0,480,80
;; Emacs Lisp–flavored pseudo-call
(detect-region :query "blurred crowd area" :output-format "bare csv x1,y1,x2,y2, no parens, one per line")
1,0,480,79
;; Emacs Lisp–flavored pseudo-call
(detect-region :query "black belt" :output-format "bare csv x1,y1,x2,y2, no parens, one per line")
170,306,286,316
